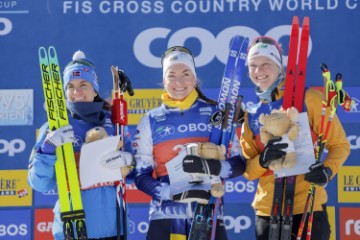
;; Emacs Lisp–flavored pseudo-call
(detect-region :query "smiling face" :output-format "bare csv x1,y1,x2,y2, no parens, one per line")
65,79,97,102
248,56,282,91
163,63,197,100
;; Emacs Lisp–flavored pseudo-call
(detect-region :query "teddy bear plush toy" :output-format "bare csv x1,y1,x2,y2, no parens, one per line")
259,107,300,171
191,142,227,198
85,126,132,178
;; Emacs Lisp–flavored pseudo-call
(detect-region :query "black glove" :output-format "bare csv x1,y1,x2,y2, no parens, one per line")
259,137,288,169
183,155,221,176
304,162,332,186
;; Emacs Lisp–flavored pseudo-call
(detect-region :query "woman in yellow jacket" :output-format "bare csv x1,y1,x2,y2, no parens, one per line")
240,36,350,240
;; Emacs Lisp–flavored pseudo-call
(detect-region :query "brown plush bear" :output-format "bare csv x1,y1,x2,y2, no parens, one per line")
85,126,131,178
259,107,299,171
195,142,227,198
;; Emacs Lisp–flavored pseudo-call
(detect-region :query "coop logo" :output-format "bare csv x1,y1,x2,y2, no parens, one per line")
0,138,26,156
348,135,360,150
224,215,251,233
128,220,149,234
134,26,312,68
0,18,12,36
340,208,360,240
225,180,255,193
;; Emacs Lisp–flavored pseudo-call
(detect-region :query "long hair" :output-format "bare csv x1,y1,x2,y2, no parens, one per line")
94,95,112,111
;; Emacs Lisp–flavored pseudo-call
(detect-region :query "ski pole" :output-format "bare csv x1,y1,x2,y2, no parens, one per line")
335,75,354,112
111,66,134,240
210,103,232,240
296,64,338,240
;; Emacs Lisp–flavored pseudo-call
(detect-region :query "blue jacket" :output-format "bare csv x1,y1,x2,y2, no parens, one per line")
133,98,245,221
28,111,132,239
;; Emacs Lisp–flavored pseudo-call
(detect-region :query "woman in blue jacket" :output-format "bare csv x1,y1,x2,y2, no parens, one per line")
133,46,246,239
28,50,133,240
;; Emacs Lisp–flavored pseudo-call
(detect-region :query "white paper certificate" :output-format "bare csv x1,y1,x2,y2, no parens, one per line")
274,112,316,178
79,136,122,189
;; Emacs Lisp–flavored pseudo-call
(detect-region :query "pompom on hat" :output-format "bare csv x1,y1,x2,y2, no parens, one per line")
63,50,99,93
161,46,196,79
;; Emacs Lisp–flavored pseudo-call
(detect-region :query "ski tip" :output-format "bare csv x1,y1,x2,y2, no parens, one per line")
303,16,310,25
292,16,299,24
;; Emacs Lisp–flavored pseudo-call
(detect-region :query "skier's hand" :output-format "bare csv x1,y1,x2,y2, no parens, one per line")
304,162,332,187
182,155,221,176
154,182,172,201
40,125,75,155
259,137,288,169
101,150,133,170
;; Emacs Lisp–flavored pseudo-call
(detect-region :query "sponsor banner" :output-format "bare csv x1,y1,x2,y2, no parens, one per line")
327,206,336,240
0,89,33,126
0,170,32,206
125,202,255,239
224,203,254,239
325,175,338,206
0,209,31,239
124,89,164,125
223,176,257,204
0,137,27,157
34,208,54,240
339,207,360,240
335,87,360,123
343,123,360,166
34,189,58,207
338,166,360,203
308,87,359,123
127,204,150,239
126,181,152,203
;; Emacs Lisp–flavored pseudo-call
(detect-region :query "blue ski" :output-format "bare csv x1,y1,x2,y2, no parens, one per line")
188,36,249,240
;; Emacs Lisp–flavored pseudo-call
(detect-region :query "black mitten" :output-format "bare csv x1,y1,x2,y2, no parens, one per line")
304,162,332,186
259,137,288,169
182,155,221,176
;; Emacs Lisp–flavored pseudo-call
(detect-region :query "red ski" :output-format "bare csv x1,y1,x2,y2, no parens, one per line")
269,16,310,240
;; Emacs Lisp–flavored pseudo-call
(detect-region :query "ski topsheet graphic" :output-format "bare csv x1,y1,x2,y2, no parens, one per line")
188,36,248,240
269,16,310,240
39,46,87,239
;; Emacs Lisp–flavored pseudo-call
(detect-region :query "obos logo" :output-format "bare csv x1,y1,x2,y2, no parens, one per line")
340,207,360,240
134,26,312,68
178,123,210,133
0,138,26,156
0,209,30,238
224,180,255,193
0,224,27,237
224,215,251,233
